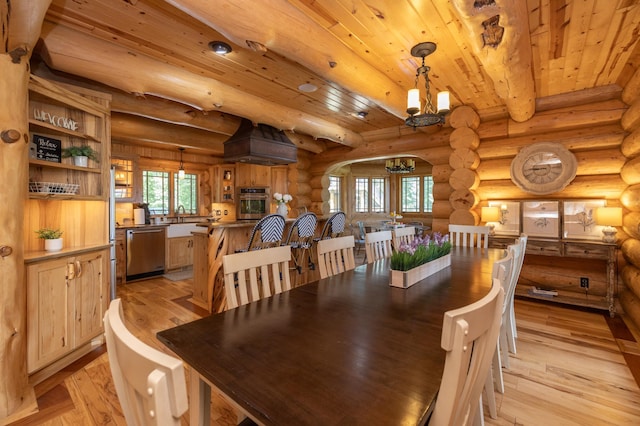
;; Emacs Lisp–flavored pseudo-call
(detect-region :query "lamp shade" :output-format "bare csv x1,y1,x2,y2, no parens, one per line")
481,206,500,223
407,88,420,113
437,91,450,113
595,207,622,226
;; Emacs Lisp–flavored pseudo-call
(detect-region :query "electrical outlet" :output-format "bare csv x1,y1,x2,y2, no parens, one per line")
580,277,589,288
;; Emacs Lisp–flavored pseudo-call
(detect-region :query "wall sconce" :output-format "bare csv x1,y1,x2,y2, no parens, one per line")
178,147,185,180
595,207,622,243
481,206,501,236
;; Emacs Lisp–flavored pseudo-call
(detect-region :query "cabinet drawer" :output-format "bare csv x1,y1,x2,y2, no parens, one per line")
488,237,515,250
564,243,611,259
525,240,562,256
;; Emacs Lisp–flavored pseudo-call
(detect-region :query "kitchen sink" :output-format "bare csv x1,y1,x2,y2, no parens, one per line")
166,223,201,238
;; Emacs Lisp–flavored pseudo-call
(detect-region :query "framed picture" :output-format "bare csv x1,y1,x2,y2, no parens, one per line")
563,199,606,240
522,201,560,238
488,201,520,235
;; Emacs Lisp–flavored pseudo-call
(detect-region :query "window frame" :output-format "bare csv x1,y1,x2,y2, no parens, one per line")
353,175,388,213
141,167,200,217
399,173,434,214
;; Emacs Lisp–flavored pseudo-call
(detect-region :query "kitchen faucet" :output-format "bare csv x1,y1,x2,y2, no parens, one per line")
176,205,186,223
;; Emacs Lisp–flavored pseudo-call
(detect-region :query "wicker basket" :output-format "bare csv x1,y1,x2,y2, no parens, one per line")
29,182,79,194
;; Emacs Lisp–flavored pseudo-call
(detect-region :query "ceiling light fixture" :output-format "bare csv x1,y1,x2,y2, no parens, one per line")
385,158,415,174
405,42,450,128
178,147,185,179
357,111,368,119
208,41,232,55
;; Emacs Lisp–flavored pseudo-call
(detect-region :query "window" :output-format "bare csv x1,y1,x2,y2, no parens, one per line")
355,177,387,213
400,175,434,213
328,176,341,213
142,169,198,216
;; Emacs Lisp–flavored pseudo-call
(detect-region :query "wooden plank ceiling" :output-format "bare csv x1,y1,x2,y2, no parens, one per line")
30,0,640,153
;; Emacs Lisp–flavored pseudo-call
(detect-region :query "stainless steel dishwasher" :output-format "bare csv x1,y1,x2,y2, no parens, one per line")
126,227,166,281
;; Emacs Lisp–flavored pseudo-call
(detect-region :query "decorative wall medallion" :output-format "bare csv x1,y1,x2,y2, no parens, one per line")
510,142,577,195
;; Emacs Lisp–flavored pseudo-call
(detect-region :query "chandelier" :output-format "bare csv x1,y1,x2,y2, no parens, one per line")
385,158,415,174
405,42,450,128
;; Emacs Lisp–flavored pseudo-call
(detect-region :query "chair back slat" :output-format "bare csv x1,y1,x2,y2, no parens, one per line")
104,299,188,426
364,230,393,263
448,224,490,248
392,226,415,249
317,235,355,279
223,245,292,309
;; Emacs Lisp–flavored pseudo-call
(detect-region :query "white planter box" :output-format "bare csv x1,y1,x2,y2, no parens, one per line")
389,253,451,289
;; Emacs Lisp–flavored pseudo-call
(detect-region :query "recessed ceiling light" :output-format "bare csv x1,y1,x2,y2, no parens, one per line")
357,111,368,118
208,41,232,55
298,83,318,93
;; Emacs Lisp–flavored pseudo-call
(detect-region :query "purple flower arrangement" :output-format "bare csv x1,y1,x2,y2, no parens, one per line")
390,232,451,271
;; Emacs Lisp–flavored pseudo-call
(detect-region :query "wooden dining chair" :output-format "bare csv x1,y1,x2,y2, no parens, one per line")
364,230,393,264
104,298,188,426
506,234,528,355
316,235,355,279
449,224,490,248
392,226,416,249
429,278,504,426
239,214,286,252
223,245,292,309
282,212,317,273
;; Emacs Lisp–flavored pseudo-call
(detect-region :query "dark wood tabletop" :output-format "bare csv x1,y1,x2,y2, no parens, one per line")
157,246,504,425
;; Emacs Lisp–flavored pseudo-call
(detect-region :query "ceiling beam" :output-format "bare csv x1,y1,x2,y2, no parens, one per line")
450,0,535,123
38,22,363,146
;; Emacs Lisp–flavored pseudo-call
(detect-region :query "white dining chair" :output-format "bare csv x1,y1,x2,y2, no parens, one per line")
223,245,292,309
364,230,393,264
449,224,490,248
104,298,188,426
316,235,355,279
392,226,416,249
429,278,504,426
506,234,528,355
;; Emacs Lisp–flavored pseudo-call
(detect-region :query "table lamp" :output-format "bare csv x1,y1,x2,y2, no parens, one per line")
595,207,622,243
481,206,501,236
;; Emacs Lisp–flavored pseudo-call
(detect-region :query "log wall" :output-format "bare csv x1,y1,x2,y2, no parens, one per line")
620,67,640,332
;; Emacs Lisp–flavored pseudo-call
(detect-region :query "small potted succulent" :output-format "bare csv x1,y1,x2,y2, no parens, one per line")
36,228,64,252
62,145,100,167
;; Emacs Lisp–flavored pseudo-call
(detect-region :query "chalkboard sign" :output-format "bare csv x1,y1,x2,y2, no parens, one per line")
33,134,62,163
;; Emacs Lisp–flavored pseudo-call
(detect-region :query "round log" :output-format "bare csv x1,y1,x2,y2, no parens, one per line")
622,264,640,301
449,148,480,170
449,188,479,210
623,212,640,240
621,184,640,212
622,67,640,105
450,209,478,225
449,127,480,150
448,105,480,129
431,200,453,219
619,290,640,334
311,188,329,202
433,182,454,200
622,238,640,267
621,156,640,185
621,97,640,132
621,128,640,159
309,174,329,189
430,218,450,235
431,164,453,183
295,195,311,207
449,168,479,190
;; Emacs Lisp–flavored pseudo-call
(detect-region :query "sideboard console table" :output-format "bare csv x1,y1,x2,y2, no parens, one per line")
489,236,617,316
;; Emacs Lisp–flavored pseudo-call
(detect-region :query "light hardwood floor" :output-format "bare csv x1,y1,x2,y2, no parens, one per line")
9,272,640,425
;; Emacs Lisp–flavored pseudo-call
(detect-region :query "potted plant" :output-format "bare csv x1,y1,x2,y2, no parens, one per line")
36,228,64,252
62,145,100,167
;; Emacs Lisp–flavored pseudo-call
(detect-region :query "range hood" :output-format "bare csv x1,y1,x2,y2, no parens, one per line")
223,119,297,165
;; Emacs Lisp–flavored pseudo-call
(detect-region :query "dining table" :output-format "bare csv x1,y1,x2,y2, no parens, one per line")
157,246,504,425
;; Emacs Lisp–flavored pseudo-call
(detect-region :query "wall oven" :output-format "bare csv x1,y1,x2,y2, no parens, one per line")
237,187,270,220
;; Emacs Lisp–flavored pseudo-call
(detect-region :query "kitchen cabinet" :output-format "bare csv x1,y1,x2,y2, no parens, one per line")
271,165,288,196
166,236,194,270
212,165,235,203
112,155,138,202
115,229,126,283
236,163,271,187
28,75,110,201
26,248,109,377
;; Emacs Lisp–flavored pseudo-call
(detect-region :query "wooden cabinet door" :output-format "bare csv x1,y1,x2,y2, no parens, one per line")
115,229,126,283
74,250,107,345
236,164,271,187
166,237,193,269
27,257,74,373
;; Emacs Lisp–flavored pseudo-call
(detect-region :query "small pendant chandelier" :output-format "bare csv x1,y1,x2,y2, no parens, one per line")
385,158,415,174
178,147,185,179
405,42,450,128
